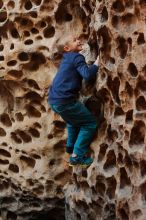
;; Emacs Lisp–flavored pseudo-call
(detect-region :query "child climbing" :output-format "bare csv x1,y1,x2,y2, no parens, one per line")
48,35,99,166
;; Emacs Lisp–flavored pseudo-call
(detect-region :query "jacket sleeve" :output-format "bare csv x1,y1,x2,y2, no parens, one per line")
73,54,98,80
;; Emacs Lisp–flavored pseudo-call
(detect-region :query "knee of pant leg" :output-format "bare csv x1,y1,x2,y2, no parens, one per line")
85,121,97,130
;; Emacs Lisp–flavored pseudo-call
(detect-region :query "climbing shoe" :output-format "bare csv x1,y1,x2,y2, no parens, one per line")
69,155,93,167
66,147,74,154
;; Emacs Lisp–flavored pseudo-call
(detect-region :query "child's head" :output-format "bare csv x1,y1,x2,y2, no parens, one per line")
63,36,83,52
57,35,83,53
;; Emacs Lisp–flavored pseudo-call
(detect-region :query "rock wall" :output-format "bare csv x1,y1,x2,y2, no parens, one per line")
0,0,145,220
65,1,146,220
0,0,88,219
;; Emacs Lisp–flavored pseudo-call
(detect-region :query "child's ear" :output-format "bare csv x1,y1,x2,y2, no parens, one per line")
64,45,70,52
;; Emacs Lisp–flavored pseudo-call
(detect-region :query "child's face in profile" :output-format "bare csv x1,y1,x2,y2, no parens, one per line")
63,36,83,52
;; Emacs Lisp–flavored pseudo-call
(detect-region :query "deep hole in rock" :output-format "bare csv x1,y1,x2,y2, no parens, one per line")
124,154,133,172
31,154,41,159
0,55,4,61
137,33,145,45
16,129,32,143
98,143,108,161
114,107,124,117
0,127,6,136
23,30,30,37
76,200,89,210
82,170,87,178
22,52,46,71
48,134,53,139
15,112,24,121
43,26,55,38
20,155,35,168
119,208,129,220
45,180,54,192
129,120,145,146
0,11,7,23
122,13,136,26
29,11,38,18
53,140,66,153
31,27,39,34
106,176,116,199
16,17,33,27
125,0,134,7
24,39,33,45
128,62,138,77
107,125,118,142
25,0,33,10
33,184,44,195
0,113,12,127
137,77,146,91
117,152,123,164
0,149,11,157
33,122,42,128
10,44,14,50
55,0,73,24
25,104,41,117
132,209,142,218
7,60,17,66
7,211,17,220
24,91,42,102
104,203,116,219
9,164,19,173
11,132,22,143
140,181,146,201
126,110,133,122
26,79,40,90
112,0,125,12
49,159,56,167
140,0,146,6
18,52,29,61
0,158,9,165
53,120,66,130
140,160,146,177
136,96,146,111
28,128,40,137
0,44,4,51
7,70,23,78
97,26,111,58
32,0,42,6
101,6,108,22
0,0,3,8
95,179,106,196
116,36,128,59
10,28,20,38
103,150,116,170
29,208,65,220
120,167,131,188
111,15,119,28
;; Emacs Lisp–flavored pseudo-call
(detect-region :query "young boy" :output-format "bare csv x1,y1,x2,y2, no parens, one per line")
48,36,99,166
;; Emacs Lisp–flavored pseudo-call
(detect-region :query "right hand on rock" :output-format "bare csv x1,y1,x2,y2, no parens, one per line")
94,56,99,66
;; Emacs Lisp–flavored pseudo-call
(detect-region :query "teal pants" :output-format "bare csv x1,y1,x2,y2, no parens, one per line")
50,101,97,156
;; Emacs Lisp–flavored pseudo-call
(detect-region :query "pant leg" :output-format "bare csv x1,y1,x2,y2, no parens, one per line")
50,103,80,151
66,123,80,148
71,102,97,156
50,102,97,156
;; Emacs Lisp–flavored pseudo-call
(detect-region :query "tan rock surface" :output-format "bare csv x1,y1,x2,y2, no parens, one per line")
0,0,145,219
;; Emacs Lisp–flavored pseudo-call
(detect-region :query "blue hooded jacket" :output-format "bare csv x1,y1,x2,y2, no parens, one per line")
48,52,98,105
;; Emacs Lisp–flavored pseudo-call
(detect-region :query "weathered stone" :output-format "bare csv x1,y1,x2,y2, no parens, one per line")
0,0,145,220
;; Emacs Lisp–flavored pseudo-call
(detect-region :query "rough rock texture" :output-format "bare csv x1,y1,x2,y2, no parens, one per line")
0,0,145,220
65,1,146,220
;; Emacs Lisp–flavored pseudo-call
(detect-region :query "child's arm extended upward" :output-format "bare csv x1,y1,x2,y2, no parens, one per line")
73,54,99,80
